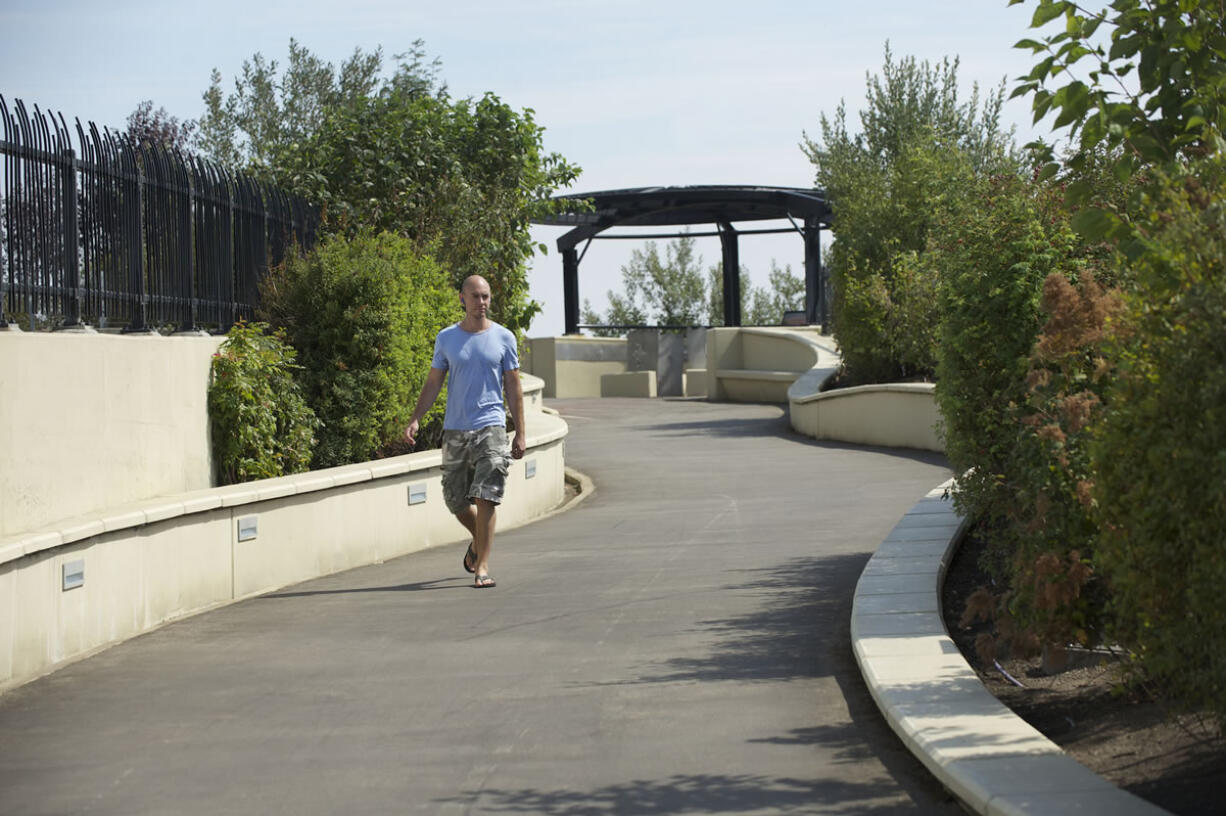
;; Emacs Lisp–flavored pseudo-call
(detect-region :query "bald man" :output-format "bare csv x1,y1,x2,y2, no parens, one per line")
405,275,525,588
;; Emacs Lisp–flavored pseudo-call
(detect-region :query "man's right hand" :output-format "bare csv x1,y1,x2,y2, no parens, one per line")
404,419,419,448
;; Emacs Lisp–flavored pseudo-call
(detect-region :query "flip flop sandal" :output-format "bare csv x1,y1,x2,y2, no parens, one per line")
462,542,476,574
473,574,496,588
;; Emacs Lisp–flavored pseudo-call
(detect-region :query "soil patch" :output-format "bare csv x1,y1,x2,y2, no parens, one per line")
941,529,1225,816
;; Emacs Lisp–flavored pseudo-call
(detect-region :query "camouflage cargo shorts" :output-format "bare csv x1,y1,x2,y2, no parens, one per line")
440,425,511,514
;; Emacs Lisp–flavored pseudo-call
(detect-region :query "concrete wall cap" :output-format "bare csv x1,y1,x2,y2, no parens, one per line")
793,380,936,405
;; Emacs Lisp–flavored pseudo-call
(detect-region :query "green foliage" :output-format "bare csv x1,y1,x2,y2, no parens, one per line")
582,233,806,334
704,264,752,328
125,100,196,152
259,232,454,467
886,250,942,377
208,322,318,485
584,232,705,331
804,45,1019,382
935,173,1081,532
1007,0,1226,718
275,86,579,336
196,38,440,171
744,261,807,326
1012,0,1226,192
1091,159,1226,721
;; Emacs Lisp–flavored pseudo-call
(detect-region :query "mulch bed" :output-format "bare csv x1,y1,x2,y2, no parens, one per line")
940,529,1226,816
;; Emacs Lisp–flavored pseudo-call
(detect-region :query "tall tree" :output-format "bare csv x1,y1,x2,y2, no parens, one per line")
276,87,579,334
803,44,1019,382
125,100,196,152
197,39,579,335
585,233,707,332
195,38,441,171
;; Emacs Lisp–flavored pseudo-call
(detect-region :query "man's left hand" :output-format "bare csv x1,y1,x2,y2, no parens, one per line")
511,430,526,460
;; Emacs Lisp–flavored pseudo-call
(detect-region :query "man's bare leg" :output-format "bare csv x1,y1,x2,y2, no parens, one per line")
472,498,497,576
454,499,497,579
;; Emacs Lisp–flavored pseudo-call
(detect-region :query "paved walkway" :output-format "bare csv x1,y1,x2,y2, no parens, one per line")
0,398,959,815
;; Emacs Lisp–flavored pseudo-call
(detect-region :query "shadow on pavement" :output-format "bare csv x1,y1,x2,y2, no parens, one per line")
433,772,929,815
262,577,467,598
574,553,868,687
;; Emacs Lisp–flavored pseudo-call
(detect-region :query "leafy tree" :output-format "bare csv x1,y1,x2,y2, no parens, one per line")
276,87,579,334
747,261,806,326
584,234,806,334
586,232,707,331
259,231,454,467
1005,1,1226,716
704,263,752,328
706,260,805,326
803,45,1019,382
196,38,440,171
198,39,579,336
208,322,318,484
1091,159,1226,720
125,100,197,152
1012,0,1226,210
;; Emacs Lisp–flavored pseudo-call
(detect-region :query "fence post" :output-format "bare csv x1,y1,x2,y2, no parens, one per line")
122,151,150,333
57,148,86,330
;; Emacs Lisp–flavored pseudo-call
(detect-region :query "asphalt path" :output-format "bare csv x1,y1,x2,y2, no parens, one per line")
0,397,959,815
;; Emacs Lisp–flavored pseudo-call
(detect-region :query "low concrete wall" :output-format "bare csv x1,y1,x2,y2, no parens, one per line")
0,330,223,538
790,382,943,452
600,370,656,398
0,375,567,693
525,336,627,398
706,327,835,403
704,327,942,452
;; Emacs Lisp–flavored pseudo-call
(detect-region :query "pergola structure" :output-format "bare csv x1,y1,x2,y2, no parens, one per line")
532,185,833,334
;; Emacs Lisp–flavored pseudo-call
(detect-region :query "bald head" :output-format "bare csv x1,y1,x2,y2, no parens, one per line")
461,275,490,295
458,275,493,327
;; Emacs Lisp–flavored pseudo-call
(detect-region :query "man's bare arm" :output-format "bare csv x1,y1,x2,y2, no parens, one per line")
404,367,447,447
505,368,526,459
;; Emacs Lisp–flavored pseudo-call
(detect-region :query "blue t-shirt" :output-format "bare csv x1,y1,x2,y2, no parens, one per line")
431,322,520,431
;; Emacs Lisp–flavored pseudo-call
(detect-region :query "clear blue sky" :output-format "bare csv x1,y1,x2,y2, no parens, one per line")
2,0,1055,336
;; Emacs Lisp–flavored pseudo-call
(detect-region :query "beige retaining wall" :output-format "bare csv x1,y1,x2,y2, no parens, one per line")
700,327,942,452
790,382,943,452
525,336,627,398
706,327,834,403
0,330,224,538
0,373,567,694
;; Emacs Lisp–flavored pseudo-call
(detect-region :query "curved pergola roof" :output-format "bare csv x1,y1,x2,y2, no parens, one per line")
532,185,833,332
535,184,832,241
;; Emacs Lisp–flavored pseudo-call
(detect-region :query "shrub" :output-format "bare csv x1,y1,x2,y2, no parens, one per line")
804,47,1017,383
208,321,318,485
1092,161,1226,721
987,271,1120,659
260,231,455,468
935,173,1078,528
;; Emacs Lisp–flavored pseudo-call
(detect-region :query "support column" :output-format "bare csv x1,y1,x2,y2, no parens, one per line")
804,217,821,328
719,221,740,327
562,246,580,335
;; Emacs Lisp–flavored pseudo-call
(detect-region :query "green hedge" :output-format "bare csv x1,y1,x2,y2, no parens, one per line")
261,231,456,468
1092,161,1226,719
208,322,318,485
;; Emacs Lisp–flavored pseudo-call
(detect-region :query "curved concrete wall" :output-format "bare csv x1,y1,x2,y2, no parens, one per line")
706,327,835,403
790,382,943,452
0,374,567,693
525,336,627,398
0,330,224,538
700,327,942,452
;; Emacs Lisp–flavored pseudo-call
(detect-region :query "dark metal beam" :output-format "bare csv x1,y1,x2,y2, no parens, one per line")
804,217,821,327
719,221,741,328
562,247,580,335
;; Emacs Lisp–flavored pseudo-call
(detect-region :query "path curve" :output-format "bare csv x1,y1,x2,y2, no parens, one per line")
0,398,958,815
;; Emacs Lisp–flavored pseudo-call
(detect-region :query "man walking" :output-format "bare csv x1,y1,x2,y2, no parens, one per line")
405,275,525,588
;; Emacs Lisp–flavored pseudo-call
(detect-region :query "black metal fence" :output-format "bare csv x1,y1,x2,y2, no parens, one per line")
0,96,319,332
